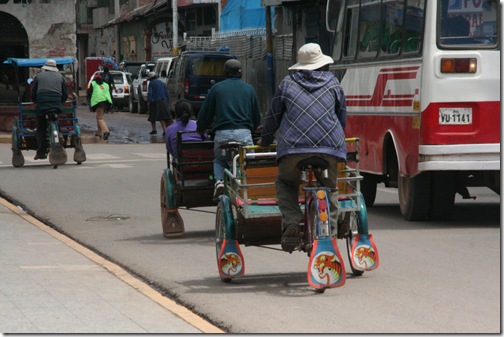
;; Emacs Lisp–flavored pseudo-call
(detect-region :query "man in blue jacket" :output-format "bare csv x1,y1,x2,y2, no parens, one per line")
147,72,172,135
259,43,347,253
197,59,261,198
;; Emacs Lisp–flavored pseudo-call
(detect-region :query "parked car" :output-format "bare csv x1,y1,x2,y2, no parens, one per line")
166,50,235,114
130,62,155,113
87,70,132,111
154,56,177,88
119,61,145,80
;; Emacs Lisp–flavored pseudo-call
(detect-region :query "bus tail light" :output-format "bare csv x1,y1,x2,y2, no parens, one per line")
441,58,477,73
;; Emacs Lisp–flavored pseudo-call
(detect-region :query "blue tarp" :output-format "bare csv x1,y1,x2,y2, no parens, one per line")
220,0,269,31
3,57,75,67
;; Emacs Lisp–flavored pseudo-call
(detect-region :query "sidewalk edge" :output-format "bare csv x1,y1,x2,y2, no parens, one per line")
0,196,224,334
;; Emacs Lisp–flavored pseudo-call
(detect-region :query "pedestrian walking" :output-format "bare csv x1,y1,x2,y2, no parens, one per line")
87,73,112,140
147,72,172,135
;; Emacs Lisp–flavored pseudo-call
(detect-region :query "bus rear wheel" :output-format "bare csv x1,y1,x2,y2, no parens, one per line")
429,172,456,221
361,173,378,207
398,173,431,221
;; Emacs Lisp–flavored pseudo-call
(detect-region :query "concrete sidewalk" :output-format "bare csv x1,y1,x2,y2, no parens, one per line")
0,197,223,333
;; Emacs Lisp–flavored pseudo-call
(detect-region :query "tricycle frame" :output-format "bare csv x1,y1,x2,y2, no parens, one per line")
4,57,86,168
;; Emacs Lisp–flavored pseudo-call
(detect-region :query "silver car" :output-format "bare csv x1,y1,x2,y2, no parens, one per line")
130,62,155,113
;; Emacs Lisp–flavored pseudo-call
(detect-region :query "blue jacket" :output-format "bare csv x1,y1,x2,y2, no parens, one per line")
261,70,347,161
147,79,169,103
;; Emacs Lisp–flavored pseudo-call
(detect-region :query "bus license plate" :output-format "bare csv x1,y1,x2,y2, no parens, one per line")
439,108,472,125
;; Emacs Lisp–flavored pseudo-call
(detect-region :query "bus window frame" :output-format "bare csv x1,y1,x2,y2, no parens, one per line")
333,0,425,64
436,0,500,50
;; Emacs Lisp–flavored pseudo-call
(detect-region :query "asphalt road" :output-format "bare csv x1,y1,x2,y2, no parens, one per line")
0,138,500,333
74,104,167,145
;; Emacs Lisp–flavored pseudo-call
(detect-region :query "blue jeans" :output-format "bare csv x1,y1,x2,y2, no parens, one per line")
213,129,253,181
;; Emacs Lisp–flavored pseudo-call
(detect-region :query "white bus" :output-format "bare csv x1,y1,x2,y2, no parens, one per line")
325,0,500,220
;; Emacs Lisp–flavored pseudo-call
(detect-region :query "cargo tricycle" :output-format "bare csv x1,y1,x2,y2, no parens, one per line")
4,57,86,168
160,133,379,292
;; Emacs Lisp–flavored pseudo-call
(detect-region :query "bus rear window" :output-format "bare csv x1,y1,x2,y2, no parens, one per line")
439,0,499,48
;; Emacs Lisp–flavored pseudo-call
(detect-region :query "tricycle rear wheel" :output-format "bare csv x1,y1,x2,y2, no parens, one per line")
11,121,24,167
344,211,364,276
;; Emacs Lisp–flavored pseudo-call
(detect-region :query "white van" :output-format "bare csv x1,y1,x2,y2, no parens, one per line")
154,56,177,87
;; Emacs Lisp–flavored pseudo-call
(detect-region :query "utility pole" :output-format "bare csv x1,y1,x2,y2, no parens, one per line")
115,0,120,61
172,0,178,56
217,0,221,31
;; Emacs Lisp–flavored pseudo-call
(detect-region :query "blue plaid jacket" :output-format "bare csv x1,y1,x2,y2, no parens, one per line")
261,70,347,161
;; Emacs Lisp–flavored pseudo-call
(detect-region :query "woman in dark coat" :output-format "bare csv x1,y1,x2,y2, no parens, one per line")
147,72,172,135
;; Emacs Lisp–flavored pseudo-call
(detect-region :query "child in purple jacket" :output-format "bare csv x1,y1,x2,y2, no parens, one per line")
165,99,206,160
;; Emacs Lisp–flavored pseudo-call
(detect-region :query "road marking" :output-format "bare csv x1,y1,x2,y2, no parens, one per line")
0,158,164,168
133,152,166,159
0,196,224,334
85,153,121,160
377,186,397,194
96,163,133,168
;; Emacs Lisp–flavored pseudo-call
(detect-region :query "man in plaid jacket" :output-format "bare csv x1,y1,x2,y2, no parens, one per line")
259,43,347,253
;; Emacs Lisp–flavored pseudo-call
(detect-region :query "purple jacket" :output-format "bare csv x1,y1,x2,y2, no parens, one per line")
165,119,205,158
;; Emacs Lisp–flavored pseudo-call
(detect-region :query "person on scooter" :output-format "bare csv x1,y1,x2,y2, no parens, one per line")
258,43,347,253
32,59,68,160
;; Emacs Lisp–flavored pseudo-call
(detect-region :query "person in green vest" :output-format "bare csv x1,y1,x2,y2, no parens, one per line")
87,73,112,140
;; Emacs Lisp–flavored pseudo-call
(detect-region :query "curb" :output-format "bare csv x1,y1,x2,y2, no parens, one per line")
0,134,100,145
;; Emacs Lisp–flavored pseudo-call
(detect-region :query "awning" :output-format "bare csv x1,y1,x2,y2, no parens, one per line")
3,58,75,67
221,0,268,31
103,1,167,28
261,0,302,6
177,0,218,7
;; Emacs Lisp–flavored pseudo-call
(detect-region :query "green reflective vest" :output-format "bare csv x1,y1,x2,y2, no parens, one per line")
90,81,112,107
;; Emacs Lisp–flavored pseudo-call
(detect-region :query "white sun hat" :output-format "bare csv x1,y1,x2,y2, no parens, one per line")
288,43,334,71
41,59,59,72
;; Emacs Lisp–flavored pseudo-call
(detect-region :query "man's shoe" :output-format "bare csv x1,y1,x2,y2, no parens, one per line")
281,224,301,253
213,180,224,198
103,131,110,140
149,130,157,135
34,153,47,160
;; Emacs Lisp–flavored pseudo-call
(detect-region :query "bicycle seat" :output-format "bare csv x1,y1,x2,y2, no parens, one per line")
42,108,60,115
220,141,245,151
297,157,329,171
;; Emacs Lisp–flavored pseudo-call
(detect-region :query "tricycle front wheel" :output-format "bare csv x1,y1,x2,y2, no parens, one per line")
215,202,232,283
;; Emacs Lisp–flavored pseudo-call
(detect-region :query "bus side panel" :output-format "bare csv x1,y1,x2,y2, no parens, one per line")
345,114,420,176
340,63,423,177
